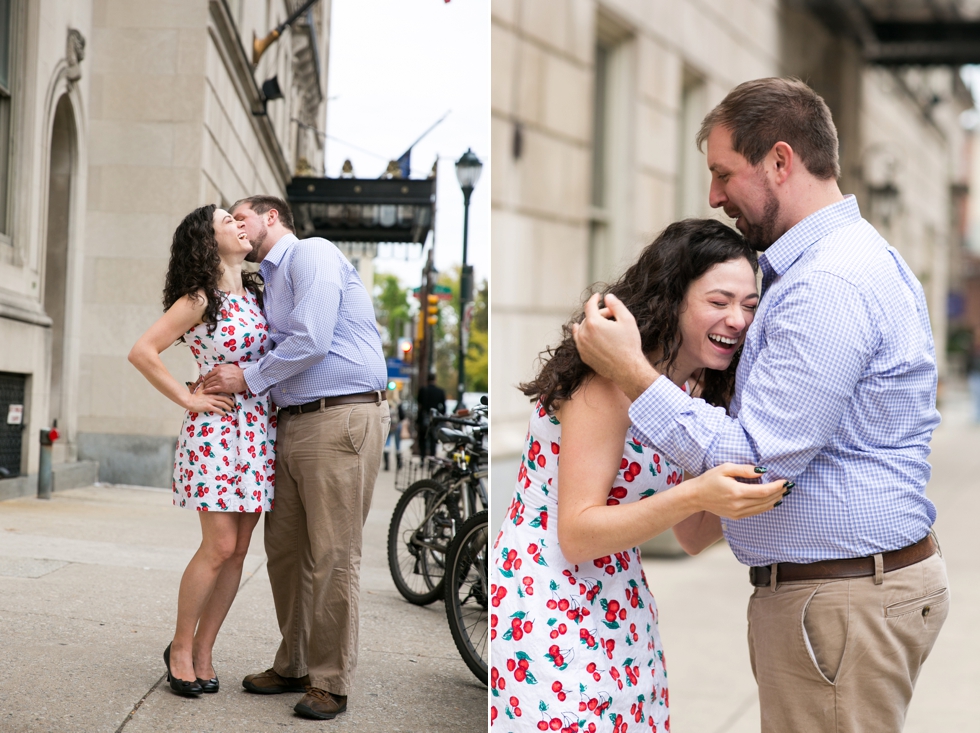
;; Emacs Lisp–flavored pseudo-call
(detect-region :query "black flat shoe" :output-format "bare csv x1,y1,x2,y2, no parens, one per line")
164,643,203,697
196,675,219,693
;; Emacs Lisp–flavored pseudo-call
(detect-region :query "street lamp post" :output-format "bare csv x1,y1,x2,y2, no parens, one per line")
454,148,483,407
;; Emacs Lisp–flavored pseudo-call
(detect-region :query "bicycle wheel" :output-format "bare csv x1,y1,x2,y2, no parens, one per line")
444,510,488,684
387,478,460,605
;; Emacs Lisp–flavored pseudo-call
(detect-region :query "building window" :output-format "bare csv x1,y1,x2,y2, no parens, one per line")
0,0,11,236
589,17,633,286
676,70,707,220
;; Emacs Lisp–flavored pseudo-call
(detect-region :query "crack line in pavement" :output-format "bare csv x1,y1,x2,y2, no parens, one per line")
112,558,264,732
361,647,464,661
239,556,266,590
115,675,165,733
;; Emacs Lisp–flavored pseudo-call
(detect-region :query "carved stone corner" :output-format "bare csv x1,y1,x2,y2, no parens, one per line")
66,29,86,83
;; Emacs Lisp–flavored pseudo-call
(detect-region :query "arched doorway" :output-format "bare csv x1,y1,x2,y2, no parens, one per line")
44,94,75,449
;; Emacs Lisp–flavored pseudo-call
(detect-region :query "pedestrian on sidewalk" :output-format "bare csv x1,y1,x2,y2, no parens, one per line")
416,370,446,457
129,204,277,698
575,78,949,733
966,331,980,423
202,195,389,721
383,389,406,471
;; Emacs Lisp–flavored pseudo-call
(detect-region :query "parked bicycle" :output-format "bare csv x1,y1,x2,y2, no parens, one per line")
444,509,488,684
387,401,487,607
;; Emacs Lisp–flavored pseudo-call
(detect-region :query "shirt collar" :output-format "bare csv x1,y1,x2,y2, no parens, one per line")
260,232,298,270
759,195,861,277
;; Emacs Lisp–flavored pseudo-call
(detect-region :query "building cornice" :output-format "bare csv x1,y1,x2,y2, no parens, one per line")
208,0,291,191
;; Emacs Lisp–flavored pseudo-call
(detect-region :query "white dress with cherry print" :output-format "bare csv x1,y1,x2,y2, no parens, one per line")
490,401,682,733
172,290,276,512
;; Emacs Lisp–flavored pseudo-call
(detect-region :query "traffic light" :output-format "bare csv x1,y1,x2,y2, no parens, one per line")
397,337,413,362
426,293,439,325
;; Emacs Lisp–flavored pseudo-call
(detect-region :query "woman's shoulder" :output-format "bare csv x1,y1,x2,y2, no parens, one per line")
557,374,632,428
166,291,209,332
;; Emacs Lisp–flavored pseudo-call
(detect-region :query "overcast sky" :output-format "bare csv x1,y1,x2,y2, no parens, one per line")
324,0,489,289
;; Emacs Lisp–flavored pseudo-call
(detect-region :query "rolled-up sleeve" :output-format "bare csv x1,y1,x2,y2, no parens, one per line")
629,270,876,478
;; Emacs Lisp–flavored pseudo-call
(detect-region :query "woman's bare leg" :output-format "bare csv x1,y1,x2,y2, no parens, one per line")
192,512,261,679
169,512,239,682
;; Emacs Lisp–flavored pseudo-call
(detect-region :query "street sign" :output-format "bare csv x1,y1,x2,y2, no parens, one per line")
386,358,412,379
412,285,453,301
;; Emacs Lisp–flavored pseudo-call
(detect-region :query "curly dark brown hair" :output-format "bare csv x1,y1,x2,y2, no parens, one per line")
520,218,758,413
162,204,264,336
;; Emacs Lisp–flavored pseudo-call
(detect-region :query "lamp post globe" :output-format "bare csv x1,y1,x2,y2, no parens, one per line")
455,148,482,405
455,148,483,199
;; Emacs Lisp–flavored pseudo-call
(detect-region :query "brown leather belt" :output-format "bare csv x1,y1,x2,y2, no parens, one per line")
749,534,937,587
282,390,384,415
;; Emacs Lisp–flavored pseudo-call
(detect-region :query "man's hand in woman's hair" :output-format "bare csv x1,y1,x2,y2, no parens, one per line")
573,293,658,401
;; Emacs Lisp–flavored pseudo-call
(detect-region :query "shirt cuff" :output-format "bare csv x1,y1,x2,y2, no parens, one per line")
243,363,271,397
627,375,691,447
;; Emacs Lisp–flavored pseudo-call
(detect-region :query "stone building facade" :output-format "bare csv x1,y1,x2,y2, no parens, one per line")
490,0,973,510
0,0,329,498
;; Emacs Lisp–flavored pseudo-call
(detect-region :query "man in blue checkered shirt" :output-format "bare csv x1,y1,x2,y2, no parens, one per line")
574,78,948,733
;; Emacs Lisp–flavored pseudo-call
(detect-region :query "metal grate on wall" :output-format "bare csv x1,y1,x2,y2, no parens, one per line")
0,371,26,478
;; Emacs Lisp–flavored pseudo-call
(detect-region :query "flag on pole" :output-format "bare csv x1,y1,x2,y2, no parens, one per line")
397,149,411,179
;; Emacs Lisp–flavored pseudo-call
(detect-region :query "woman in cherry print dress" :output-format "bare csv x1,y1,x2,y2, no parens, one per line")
490,220,789,732
129,204,276,697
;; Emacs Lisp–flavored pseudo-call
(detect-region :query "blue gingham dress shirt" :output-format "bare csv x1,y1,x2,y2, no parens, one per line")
242,233,387,407
629,196,940,566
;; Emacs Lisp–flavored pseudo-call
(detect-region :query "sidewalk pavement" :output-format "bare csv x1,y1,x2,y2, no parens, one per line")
0,465,487,732
642,383,980,732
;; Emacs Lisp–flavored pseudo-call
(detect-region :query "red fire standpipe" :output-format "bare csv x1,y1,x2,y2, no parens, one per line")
38,420,59,500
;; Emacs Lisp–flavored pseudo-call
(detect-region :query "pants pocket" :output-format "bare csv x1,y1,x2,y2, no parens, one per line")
801,583,849,685
885,586,949,618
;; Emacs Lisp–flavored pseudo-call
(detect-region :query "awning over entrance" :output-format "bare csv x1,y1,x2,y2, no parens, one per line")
801,0,980,65
286,177,436,244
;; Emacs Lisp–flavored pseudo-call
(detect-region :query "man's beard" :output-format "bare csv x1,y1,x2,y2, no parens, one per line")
244,226,267,262
742,179,780,252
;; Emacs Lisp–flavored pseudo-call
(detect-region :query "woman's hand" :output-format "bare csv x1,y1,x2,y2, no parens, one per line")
183,391,235,416
686,463,790,520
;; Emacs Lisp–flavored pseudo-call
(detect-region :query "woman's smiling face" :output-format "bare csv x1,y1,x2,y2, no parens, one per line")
212,208,251,258
674,257,758,378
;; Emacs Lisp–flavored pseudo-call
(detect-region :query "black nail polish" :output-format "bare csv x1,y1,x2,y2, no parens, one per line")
783,481,795,489
774,500,783,507
754,466,767,474
782,489,791,497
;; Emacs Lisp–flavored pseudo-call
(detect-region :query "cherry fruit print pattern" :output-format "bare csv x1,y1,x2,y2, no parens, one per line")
172,291,276,512
491,400,679,732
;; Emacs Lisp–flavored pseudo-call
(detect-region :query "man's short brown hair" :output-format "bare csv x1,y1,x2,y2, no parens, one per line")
232,194,296,232
696,77,840,180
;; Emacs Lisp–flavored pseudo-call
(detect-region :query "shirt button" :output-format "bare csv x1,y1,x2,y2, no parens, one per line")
922,606,931,617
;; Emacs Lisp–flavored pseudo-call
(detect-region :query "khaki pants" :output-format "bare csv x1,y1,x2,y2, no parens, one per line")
265,400,389,696
748,549,949,733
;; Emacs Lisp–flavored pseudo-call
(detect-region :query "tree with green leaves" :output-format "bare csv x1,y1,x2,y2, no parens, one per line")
430,266,488,395
373,272,413,358
466,279,488,392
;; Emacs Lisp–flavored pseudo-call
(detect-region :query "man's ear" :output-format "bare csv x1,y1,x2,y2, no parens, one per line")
771,141,793,184
266,208,279,226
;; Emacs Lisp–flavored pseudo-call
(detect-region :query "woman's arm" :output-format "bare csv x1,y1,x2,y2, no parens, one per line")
556,376,786,565
128,294,235,415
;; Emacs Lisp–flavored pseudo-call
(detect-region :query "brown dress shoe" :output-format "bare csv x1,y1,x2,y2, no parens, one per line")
242,668,310,694
294,688,348,720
